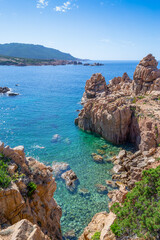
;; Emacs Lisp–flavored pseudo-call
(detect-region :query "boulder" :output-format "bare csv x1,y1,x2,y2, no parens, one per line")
61,170,79,192
0,219,50,240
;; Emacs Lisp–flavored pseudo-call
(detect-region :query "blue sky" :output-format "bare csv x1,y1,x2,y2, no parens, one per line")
0,0,160,60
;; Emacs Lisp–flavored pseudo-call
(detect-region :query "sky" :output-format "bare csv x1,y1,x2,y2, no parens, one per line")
0,0,160,60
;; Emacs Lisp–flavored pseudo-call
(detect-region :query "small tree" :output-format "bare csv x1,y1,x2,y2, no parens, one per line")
111,166,160,239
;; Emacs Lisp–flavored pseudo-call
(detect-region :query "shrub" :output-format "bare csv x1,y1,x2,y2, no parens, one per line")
138,96,145,99
27,182,37,197
131,97,137,103
91,232,101,240
0,159,11,189
111,166,160,239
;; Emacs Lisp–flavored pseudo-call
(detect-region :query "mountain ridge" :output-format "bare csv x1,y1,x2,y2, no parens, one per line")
0,43,77,60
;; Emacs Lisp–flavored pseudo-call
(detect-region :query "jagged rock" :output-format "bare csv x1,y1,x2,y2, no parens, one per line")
0,143,62,240
92,154,104,163
95,184,108,194
76,54,160,151
61,169,79,192
78,212,109,240
133,54,160,94
0,87,10,93
0,219,50,240
81,73,107,103
52,162,70,178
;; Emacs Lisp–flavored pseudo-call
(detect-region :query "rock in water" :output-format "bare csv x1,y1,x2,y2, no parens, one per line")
0,87,10,93
8,92,19,96
51,134,61,143
61,169,79,193
52,161,70,178
95,184,108,194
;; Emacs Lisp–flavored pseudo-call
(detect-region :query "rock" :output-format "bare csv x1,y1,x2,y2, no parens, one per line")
112,164,124,174
92,154,104,163
0,87,10,93
78,212,109,240
0,219,50,240
82,73,107,103
78,188,90,196
0,142,62,240
133,54,160,94
117,150,126,159
52,162,70,178
51,134,61,143
95,184,108,194
61,170,79,192
105,180,117,189
7,163,18,175
64,229,76,240
97,149,106,155
13,146,25,159
8,92,19,96
101,144,108,149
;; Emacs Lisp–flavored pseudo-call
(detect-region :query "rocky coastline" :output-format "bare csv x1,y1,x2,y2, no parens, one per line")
0,55,103,67
0,142,62,240
76,54,160,240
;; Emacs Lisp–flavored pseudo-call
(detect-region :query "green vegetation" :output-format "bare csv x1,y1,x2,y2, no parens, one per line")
111,166,160,239
27,182,37,197
0,153,11,189
91,232,101,240
138,95,145,99
131,97,137,103
0,43,76,60
12,172,25,182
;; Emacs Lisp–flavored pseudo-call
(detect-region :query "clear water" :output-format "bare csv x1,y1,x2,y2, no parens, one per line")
0,61,138,238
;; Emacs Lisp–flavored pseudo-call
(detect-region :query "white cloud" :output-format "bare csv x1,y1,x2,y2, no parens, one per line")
54,1,71,12
54,0,78,13
37,0,48,9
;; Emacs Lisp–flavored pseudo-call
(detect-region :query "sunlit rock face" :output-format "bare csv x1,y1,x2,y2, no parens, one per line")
0,142,62,240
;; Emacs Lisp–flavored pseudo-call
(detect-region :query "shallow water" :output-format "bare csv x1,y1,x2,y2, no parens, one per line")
0,61,138,238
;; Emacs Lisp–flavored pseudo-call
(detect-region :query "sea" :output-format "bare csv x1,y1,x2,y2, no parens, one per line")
0,61,139,238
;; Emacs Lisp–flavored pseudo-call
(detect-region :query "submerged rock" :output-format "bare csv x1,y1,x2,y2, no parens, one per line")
51,134,61,143
92,153,104,163
52,162,70,178
78,188,90,196
95,184,108,194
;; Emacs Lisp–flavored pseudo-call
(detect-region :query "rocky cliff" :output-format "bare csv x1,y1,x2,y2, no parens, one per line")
0,142,62,240
77,54,160,240
76,54,160,151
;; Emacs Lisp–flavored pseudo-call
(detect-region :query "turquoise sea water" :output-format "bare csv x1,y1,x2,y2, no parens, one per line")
0,61,138,238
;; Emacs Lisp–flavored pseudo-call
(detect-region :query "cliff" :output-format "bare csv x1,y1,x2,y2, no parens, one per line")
77,54,160,240
0,142,62,240
76,54,160,151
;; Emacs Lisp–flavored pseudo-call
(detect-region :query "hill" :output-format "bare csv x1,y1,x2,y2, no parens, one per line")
0,43,76,60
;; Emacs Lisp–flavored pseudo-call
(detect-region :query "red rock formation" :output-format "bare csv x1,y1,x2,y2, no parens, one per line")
0,142,62,240
133,54,160,94
76,55,160,151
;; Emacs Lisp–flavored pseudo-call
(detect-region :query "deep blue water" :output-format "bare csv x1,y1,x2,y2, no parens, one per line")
0,61,138,238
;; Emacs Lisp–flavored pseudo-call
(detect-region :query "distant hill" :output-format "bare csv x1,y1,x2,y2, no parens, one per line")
0,43,76,60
